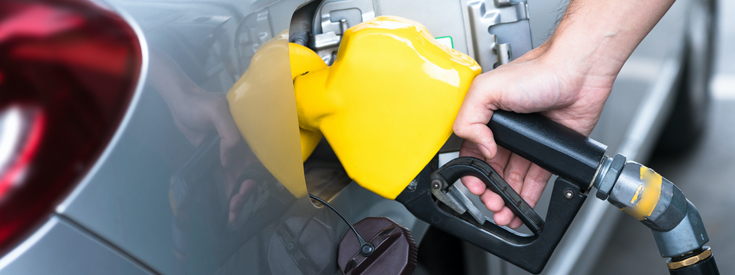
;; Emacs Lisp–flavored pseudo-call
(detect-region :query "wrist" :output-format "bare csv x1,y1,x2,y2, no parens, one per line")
543,27,625,83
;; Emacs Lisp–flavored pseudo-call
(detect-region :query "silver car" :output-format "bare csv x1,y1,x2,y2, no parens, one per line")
0,0,716,274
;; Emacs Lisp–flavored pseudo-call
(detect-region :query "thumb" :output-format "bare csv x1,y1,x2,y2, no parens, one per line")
207,98,241,169
453,80,500,160
454,120,497,160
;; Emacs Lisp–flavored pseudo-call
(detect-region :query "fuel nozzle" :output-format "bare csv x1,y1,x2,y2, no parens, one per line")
487,111,719,274
593,155,719,274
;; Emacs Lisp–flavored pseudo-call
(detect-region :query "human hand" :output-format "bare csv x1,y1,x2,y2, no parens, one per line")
166,88,244,170
451,0,676,229
453,42,615,229
165,87,261,224
149,49,246,173
149,49,260,225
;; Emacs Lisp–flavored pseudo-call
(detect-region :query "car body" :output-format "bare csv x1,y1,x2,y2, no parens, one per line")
0,0,715,274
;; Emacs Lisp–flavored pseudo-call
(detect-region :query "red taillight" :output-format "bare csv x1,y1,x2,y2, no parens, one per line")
0,0,142,253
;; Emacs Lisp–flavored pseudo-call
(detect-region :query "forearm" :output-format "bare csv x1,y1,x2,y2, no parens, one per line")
544,0,675,80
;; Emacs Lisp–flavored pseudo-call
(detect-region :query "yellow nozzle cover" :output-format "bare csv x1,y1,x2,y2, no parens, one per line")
227,31,308,198
294,16,481,199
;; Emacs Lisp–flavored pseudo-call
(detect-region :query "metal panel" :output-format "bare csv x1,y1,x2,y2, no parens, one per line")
373,0,470,55
52,1,427,274
56,0,316,274
0,216,151,275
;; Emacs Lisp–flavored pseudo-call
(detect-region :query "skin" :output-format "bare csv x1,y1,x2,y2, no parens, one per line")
149,49,256,224
453,0,676,229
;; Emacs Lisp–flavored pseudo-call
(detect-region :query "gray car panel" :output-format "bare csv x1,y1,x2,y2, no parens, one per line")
0,216,152,275
54,0,424,274
57,0,313,273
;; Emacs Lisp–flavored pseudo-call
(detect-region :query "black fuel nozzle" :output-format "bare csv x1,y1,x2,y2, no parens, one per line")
487,110,719,274
488,110,607,191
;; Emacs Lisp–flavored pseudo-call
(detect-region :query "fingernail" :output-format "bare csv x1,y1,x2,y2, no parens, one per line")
509,217,522,229
479,144,492,158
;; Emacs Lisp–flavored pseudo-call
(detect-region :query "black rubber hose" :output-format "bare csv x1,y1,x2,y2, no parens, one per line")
669,254,719,275
488,110,608,190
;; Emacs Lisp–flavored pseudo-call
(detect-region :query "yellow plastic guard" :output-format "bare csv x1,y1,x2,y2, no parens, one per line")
294,16,481,199
227,31,309,198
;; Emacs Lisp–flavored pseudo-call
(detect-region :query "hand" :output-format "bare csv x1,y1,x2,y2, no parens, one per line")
228,178,257,224
149,49,257,224
165,89,258,222
453,0,676,229
166,88,244,170
453,42,614,229
166,85,261,224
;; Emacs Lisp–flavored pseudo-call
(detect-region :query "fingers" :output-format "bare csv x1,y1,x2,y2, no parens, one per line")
493,154,531,228
494,164,552,229
229,179,257,224
207,95,242,169
520,164,552,208
485,147,512,174
508,217,523,229
458,139,552,229
474,153,548,229
457,140,505,212
459,140,492,196
503,154,532,194
460,140,519,225
493,207,517,226
451,43,608,230
462,175,486,196
455,121,497,160
453,77,499,160
459,142,549,229
480,189,504,213
460,141,511,196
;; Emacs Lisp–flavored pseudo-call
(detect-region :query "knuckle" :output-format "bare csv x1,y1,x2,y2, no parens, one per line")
495,211,512,224
453,124,468,138
528,172,549,185
506,172,524,187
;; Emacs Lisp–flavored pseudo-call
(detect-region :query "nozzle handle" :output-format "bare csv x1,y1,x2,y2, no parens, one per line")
396,161,587,274
488,110,607,190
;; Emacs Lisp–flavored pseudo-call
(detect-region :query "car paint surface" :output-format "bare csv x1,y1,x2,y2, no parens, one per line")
53,0,425,274
0,216,151,274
